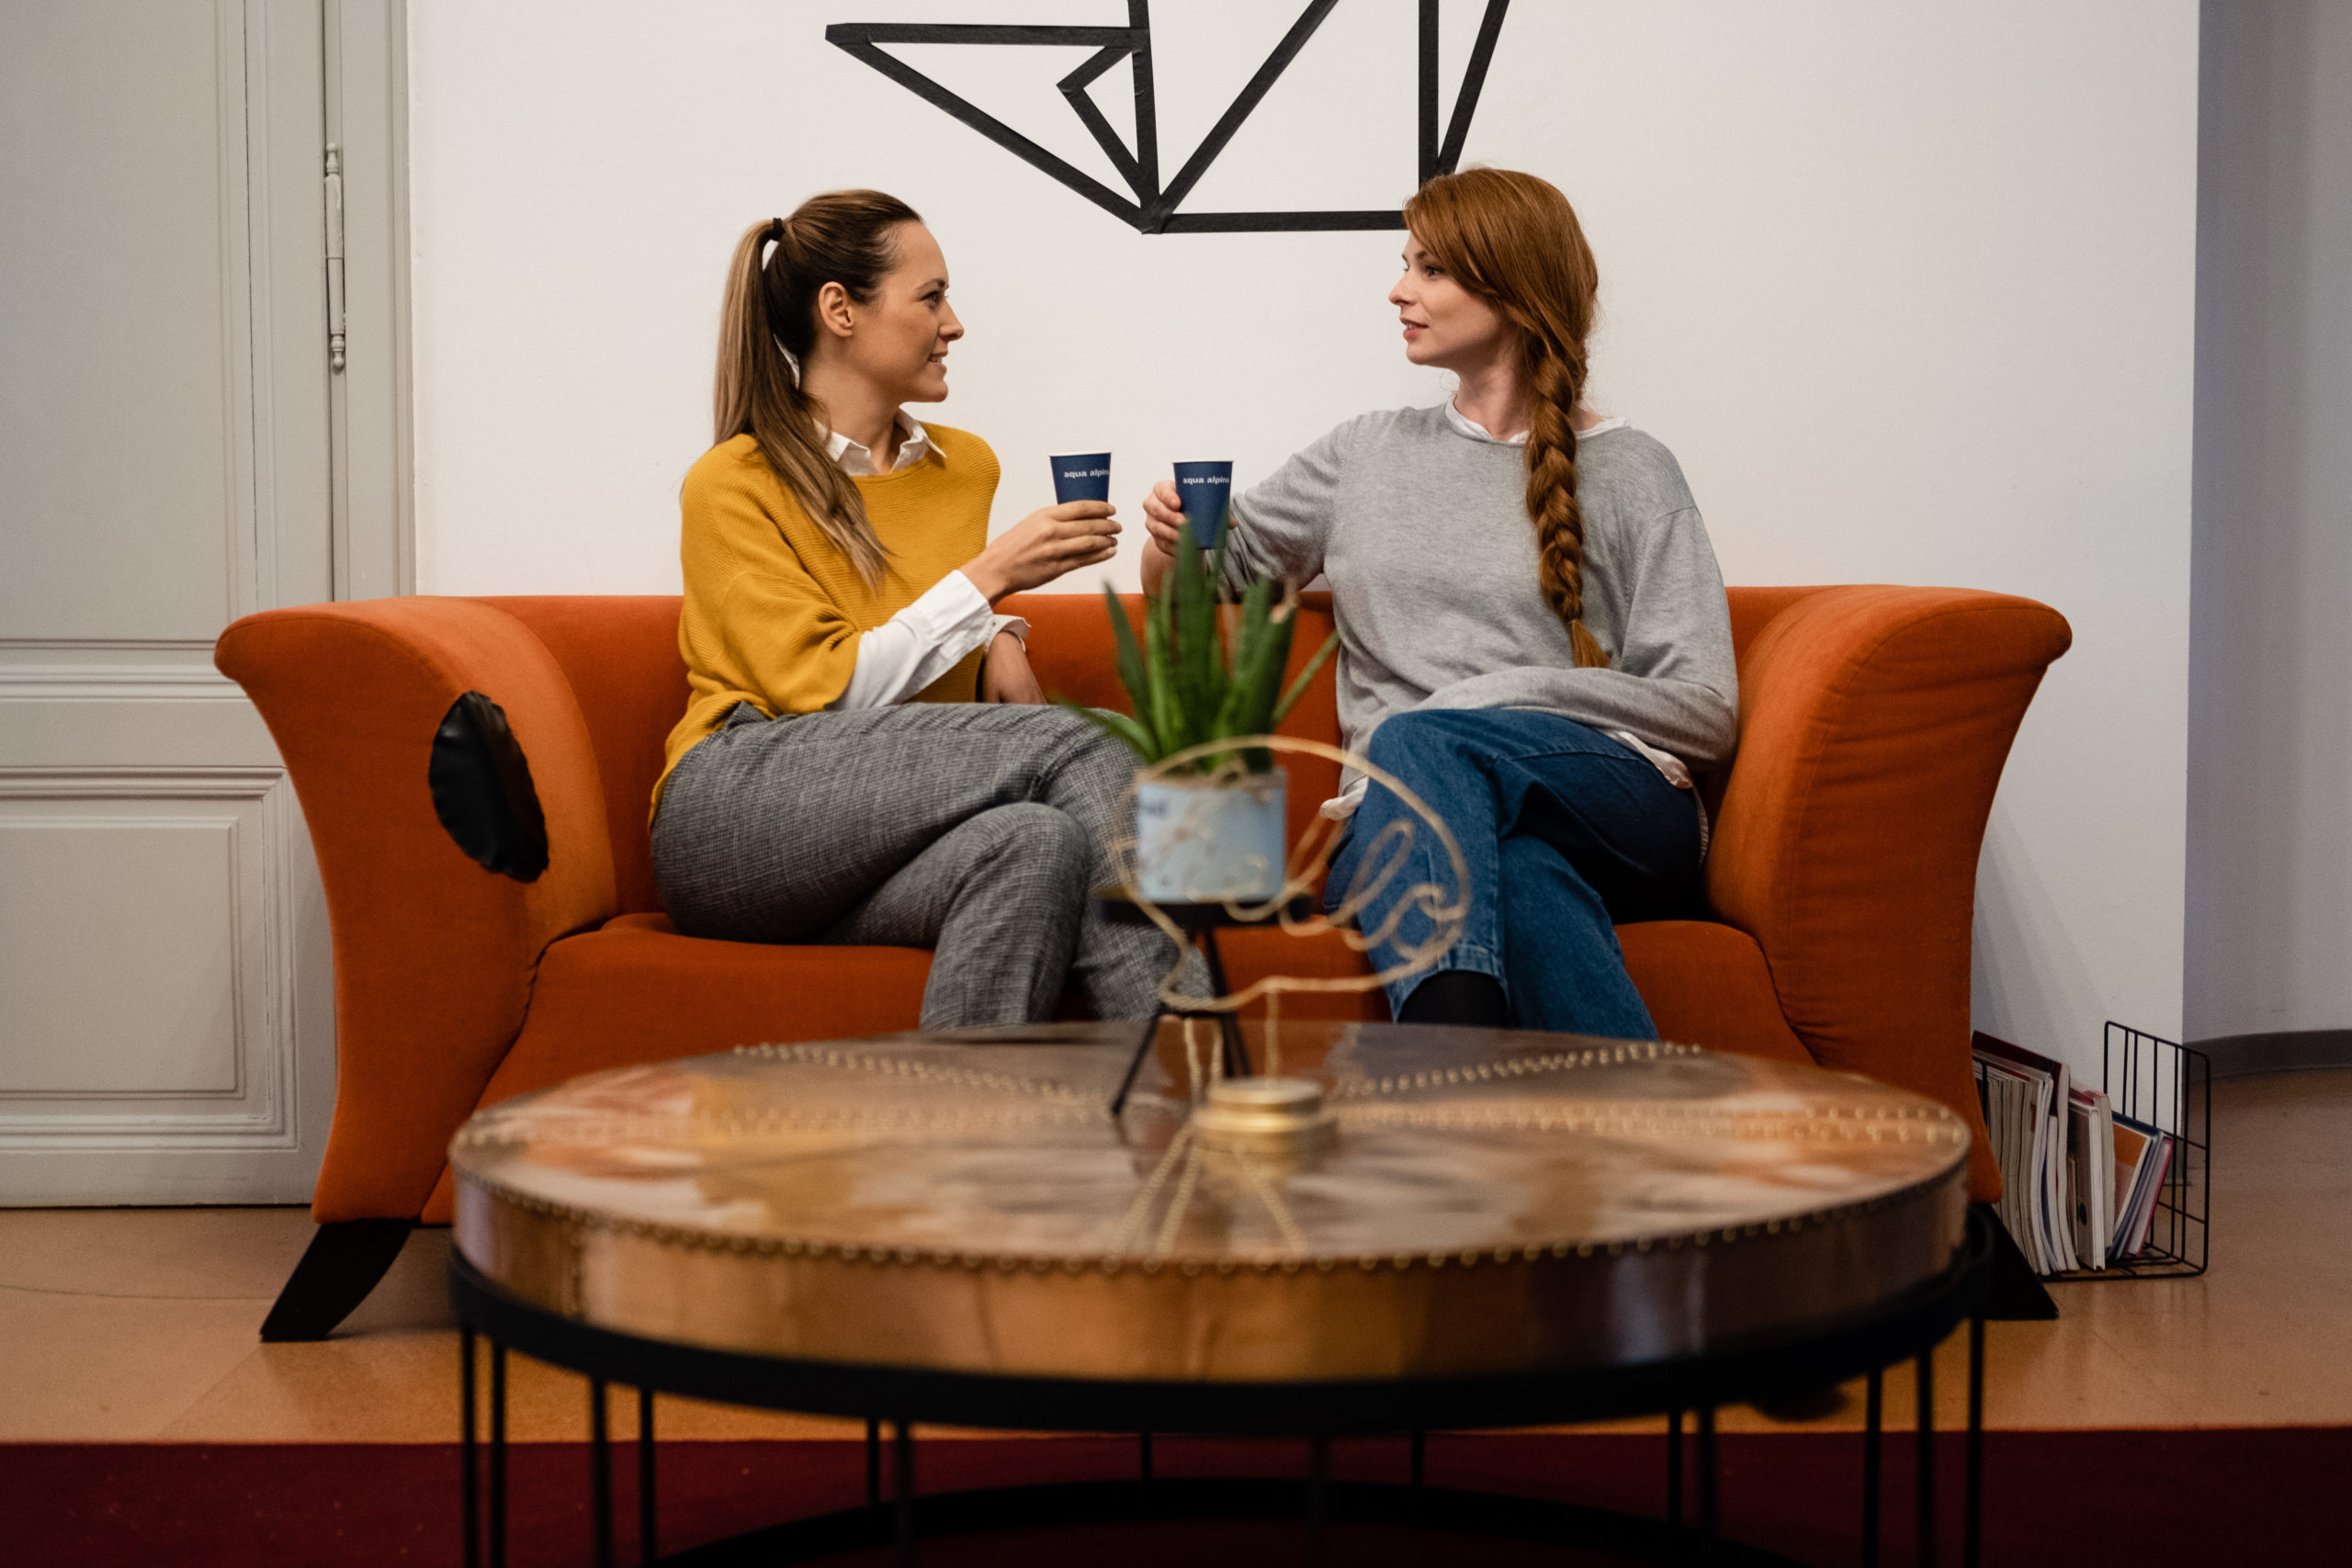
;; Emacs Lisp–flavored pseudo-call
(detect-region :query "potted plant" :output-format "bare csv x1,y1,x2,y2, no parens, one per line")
1066,534,1339,901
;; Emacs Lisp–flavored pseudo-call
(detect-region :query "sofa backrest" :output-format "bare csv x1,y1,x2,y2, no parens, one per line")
494,587,1826,917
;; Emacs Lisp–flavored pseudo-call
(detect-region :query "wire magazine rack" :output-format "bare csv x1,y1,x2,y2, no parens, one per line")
2049,1021,2210,1280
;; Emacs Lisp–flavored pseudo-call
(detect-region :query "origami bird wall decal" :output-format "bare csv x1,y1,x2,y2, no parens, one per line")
827,0,1512,233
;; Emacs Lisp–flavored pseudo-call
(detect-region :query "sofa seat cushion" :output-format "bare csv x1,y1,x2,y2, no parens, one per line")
1204,919,1817,1062
1618,920,1816,1066
420,915,1815,1220
501,913,933,1089
418,912,933,1221
1212,925,1392,1021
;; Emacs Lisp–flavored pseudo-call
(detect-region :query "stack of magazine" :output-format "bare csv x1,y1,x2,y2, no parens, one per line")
1971,1032,2177,1275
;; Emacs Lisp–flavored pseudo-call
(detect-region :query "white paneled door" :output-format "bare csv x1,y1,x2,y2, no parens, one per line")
0,1,410,1201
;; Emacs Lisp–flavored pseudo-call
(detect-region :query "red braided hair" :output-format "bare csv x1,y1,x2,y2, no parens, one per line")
1403,169,1608,667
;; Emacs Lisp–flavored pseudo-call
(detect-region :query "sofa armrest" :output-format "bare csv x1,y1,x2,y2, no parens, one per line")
1707,586,2071,1199
216,599,618,1221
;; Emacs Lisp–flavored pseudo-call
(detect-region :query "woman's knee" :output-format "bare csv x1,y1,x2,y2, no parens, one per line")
1063,712,1140,768
1363,710,1490,796
1019,704,1108,753
971,801,1091,887
1046,717,1145,813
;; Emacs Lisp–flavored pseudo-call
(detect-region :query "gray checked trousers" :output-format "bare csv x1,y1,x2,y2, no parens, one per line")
651,703,1197,1029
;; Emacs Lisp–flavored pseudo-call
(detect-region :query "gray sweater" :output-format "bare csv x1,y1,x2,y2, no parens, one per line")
1224,403,1739,783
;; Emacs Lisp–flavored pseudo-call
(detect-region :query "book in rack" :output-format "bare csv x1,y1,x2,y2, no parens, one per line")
1971,1023,2208,1279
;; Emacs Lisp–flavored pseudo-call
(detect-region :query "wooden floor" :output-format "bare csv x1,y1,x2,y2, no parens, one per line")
5,1070,2346,1445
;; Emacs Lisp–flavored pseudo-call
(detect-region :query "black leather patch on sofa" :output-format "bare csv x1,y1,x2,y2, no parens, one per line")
429,691,549,882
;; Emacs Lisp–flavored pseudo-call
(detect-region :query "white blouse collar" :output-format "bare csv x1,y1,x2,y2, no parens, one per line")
1441,400,1628,446
826,412,931,476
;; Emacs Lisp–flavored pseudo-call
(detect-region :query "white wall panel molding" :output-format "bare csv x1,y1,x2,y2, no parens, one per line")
0,639,221,653
0,766,286,797
219,0,266,630
0,768,297,1146
0,673,241,701
328,0,417,599
0,640,239,701
240,0,337,618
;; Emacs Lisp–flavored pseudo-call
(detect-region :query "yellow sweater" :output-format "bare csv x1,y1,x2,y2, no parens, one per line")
656,425,1001,807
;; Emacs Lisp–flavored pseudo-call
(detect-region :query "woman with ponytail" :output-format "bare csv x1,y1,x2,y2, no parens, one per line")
656,190,1196,1027
1139,167,1737,1037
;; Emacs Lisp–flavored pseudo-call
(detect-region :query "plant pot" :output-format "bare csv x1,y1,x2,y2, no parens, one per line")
1133,768,1287,902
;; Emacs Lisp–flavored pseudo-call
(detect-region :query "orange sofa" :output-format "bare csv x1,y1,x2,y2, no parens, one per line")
216,586,2069,1337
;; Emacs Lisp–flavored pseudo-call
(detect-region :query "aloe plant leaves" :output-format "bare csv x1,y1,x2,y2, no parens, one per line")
1145,581,1186,761
1273,626,1341,725
1214,574,1284,739
1172,537,1223,751
1102,584,1155,750
1057,698,1159,761
1064,532,1334,773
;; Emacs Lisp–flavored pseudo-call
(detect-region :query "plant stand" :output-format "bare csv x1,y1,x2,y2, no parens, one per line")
1093,888,1316,1115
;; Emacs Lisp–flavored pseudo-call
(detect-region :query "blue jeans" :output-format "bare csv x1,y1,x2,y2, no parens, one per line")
1323,709,1703,1038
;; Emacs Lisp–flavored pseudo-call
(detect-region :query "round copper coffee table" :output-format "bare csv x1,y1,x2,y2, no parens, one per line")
448,1021,1989,1566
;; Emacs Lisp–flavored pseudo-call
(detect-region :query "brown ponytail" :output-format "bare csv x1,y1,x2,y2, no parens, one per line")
1403,169,1609,668
713,190,922,587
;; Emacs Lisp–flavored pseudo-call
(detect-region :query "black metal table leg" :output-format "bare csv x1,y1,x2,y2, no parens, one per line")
1109,1010,1166,1117
1862,1370,1883,1568
1916,1348,1936,1568
638,1385,657,1566
894,1420,917,1566
591,1378,615,1568
1408,1428,1424,1488
1667,1407,1684,1531
460,1327,479,1568
1198,932,1251,1077
1306,1434,1329,1567
1964,1315,1985,1568
1139,1429,1153,1482
866,1416,883,1514
1696,1405,1719,1564
490,1342,507,1568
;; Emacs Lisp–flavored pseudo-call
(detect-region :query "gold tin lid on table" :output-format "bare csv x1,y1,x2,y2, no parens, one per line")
451,1021,1969,1382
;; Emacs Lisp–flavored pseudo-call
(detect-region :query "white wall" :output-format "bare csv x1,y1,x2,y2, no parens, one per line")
408,0,2199,1070
2186,1,2352,1043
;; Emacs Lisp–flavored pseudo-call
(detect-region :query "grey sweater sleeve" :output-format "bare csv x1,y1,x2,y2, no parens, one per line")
1409,505,1741,769
1218,420,1351,588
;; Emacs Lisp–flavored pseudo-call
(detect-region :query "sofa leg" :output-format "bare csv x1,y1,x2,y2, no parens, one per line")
1971,1202,2060,1321
259,1218,416,1342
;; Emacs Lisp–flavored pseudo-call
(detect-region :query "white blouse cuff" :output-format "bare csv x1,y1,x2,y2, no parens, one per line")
829,570,1000,709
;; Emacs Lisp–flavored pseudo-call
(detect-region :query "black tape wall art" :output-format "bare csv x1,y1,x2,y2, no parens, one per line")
827,0,1511,233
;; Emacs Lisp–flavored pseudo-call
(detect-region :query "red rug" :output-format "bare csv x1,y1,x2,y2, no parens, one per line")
15,1429,2346,1567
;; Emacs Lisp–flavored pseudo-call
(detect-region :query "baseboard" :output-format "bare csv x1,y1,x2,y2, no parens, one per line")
2193,1028,2352,1079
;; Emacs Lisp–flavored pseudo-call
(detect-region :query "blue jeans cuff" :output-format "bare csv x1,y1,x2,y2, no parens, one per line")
1385,942,1505,1018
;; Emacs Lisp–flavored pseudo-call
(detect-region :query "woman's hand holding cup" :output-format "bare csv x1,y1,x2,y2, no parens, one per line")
1140,479,1189,554
966,502,1119,603
1138,479,1186,594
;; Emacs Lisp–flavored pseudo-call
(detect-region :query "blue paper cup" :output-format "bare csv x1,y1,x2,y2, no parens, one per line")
1171,460,1233,549
1050,452,1112,504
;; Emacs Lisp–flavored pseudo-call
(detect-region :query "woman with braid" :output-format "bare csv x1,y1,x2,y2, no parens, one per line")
1138,168,1737,1035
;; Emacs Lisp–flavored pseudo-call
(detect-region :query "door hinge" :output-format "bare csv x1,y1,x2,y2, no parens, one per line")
324,142,346,373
